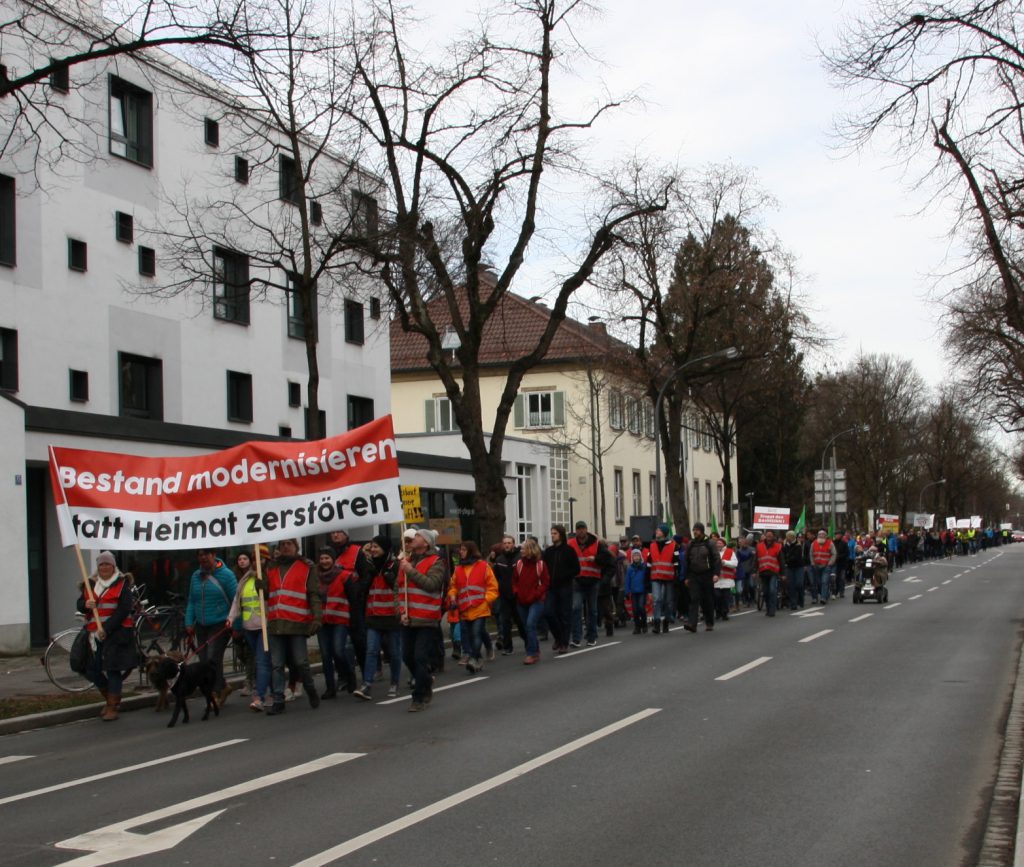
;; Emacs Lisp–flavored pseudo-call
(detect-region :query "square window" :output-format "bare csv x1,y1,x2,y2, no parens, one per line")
212,247,250,324
347,395,374,430
118,352,162,420
234,156,249,184
68,238,87,272
278,425,292,437
204,117,219,147
350,191,378,237
115,211,133,243
344,299,364,345
49,61,69,93
69,369,89,402
109,76,153,167
310,200,322,226
0,327,17,392
279,153,300,204
287,381,301,407
138,246,155,277
0,174,14,267
226,370,253,423
370,297,381,320
287,274,318,341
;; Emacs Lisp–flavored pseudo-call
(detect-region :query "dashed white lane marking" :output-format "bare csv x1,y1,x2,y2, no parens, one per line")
554,641,621,657
799,630,833,644
0,755,32,766
927,587,938,592
0,739,246,807
942,580,952,585
909,594,923,600
884,603,902,610
716,657,773,681
849,613,874,623
377,677,490,705
293,709,662,866
730,609,759,617
902,576,919,582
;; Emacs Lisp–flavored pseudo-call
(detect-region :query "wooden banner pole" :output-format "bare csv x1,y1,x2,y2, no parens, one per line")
254,544,269,652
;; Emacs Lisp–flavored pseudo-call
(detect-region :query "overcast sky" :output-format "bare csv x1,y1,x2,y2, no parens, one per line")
419,0,958,385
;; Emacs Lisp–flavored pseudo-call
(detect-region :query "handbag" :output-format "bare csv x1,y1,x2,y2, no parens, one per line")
69,627,93,674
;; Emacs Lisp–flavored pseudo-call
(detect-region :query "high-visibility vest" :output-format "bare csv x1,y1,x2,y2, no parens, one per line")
452,561,488,613
335,544,359,583
811,540,833,567
569,537,600,580
399,555,442,621
322,571,351,625
86,576,133,631
240,575,261,620
756,542,781,574
647,540,677,582
366,573,397,618
720,547,737,582
267,560,313,623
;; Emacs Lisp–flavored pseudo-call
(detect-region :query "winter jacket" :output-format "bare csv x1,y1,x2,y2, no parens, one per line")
512,558,550,605
185,560,238,628
77,576,136,672
401,544,448,627
542,540,580,588
447,557,499,621
624,561,649,595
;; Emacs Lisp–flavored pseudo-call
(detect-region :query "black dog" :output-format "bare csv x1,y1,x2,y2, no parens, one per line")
145,651,185,712
151,657,220,728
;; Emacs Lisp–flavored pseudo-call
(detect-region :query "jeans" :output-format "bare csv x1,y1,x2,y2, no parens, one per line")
462,617,488,663
785,566,804,610
812,565,830,602
402,625,436,702
544,581,573,648
348,604,367,681
517,601,545,655
318,623,355,692
194,623,230,692
571,580,599,643
86,640,124,695
269,633,314,703
498,594,525,652
364,626,401,688
243,629,272,701
651,580,674,622
761,573,779,615
630,592,647,627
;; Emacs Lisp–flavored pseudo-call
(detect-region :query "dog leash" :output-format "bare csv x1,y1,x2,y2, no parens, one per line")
180,624,232,665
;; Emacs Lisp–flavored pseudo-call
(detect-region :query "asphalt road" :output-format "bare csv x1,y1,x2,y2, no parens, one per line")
1,546,1021,866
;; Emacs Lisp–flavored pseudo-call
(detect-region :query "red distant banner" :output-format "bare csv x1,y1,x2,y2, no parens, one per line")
753,506,790,530
48,416,403,550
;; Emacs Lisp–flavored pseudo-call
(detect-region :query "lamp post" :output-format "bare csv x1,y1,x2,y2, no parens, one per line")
568,496,577,529
820,424,869,533
744,491,755,533
653,347,739,523
918,478,946,513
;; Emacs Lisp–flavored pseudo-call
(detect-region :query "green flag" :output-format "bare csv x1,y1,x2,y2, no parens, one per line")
829,514,835,538
711,513,719,537
794,505,806,535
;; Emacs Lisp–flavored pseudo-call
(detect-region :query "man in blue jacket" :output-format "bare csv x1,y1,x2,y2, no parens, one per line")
185,549,238,703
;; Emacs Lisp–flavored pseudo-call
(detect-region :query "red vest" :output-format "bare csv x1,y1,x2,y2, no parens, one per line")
811,540,833,567
569,537,600,580
267,560,313,623
322,571,350,625
648,540,676,582
86,577,133,631
366,572,397,618
756,541,782,574
453,561,488,614
720,547,737,582
335,545,358,582
399,555,442,621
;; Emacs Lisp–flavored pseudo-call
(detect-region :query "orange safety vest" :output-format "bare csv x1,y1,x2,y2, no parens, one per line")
756,541,781,574
811,540,833,567
720,547,737,582
452,561,488,614
267,560,313,623
647,540,676,582
569,537,601,580
366,572,397,618
322,571,350,625
86,577,133,631
335,545,358,583
399,555,442,622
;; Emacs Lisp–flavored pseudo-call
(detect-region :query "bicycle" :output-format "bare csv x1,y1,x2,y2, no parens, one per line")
133,585,187,661
42,617,94,693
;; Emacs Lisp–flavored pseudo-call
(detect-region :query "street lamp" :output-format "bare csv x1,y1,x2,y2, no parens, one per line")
918,478,947,513
820,424,869,533
744,491,755,533
653,347,739,521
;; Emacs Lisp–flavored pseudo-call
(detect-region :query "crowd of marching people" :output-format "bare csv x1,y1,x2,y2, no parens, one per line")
77,519,1012,720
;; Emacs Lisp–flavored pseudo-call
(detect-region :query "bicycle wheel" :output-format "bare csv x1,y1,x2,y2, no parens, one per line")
136,608,185,659
44,628,96,693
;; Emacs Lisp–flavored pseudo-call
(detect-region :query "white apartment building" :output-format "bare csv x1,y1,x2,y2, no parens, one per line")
0,0,390,651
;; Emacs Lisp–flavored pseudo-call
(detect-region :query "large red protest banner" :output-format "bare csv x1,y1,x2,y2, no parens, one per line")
48,416,403,550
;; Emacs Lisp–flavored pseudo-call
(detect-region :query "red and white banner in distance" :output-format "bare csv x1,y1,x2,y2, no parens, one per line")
753,506,790,530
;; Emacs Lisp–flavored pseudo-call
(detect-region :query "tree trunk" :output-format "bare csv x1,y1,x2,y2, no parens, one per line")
301,282,321,439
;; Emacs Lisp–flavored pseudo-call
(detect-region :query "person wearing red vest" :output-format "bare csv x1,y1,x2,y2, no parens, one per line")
77,551,135,721
262,538,322,716
330,529,372,687
714,537,738,622
398,528,447,712
756,530,783,617
568,520,612,647
353,536,402,702
316,547,357,699
447,541,499,674
810,529,837,605
647,523,678,634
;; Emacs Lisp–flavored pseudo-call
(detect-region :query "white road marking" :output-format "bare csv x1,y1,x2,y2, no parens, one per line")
55,753,360,866
909,594,923,600
794,611,825,618
730,609,759,617
0,755,32,766
927,587,938,592
884,603,902,609
554,641,621,657
799,630,833,644
0,739,246,807
942,580,952,585
849,613,874,623
715,657,773,681
376,677,490,704
292,710,661,866
902,575,918,582
905,578,922,583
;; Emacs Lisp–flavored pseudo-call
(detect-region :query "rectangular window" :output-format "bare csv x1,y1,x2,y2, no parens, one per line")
234,156,249,184
691,413,701,450
0,328,17,391
68,238,87,272
69,369,89,402
705,481,712,524
204,117,219,147
550,447,570,527
608,389,622,430
118,352,162,420
717,483,724,527
347,395,374,430
649,474,657,516
644,399,655,439
625,395,640,434
309,200,323,226
351,191,378,237
226,370,253,423
279,153,300,204
287,381,301,407
692,480,700,520
632,471,641,518
514,390,565,429
303,407,326,439
425,395,459,432
50,60,69,93
614,468,624,524
0,174,14,267
287,275,318,341
138,246,155,277
115,211,133,243
212,247,250,324
703,421,713,452
370,297,381,320
109,76,153,167
516,463,534,540
344,299,364,345
278,425,292,437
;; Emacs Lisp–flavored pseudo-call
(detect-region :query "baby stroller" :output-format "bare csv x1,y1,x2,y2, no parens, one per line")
852,551,888,604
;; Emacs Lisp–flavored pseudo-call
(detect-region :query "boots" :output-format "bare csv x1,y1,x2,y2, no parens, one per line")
632,624,641,635
652,620,661,634
605,623,614,637
101,693,120,722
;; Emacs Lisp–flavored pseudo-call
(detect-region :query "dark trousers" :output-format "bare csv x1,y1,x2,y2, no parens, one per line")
687,574,715,628
269,633,314,703
195,623,230,692
348,605,368,680
544,581,573,648
497,593,526,651
402,625,436,702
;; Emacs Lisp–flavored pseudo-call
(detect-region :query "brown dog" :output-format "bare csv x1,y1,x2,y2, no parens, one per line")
145,651,185,711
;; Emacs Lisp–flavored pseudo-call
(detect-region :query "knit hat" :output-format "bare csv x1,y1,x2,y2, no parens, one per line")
415,528,438,547
372,534,392,554
630,548,644,562
318,547,335,558
96,551,116,567
403,527,418,541
692,522,705,533
575,520,588,529
258,544,270,560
